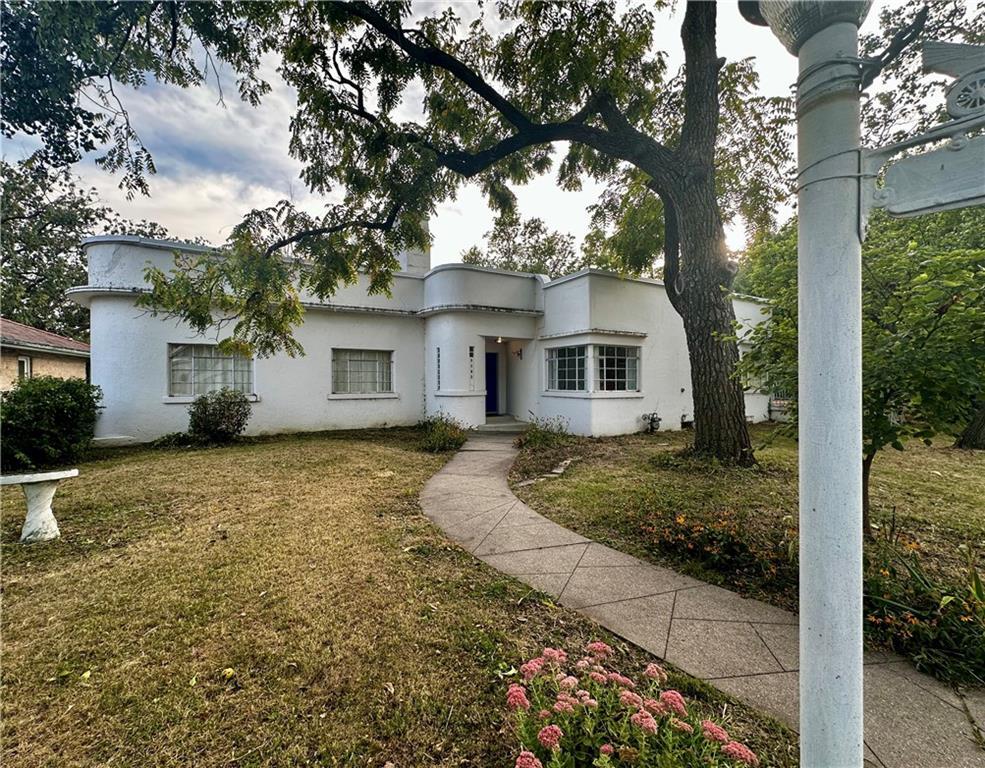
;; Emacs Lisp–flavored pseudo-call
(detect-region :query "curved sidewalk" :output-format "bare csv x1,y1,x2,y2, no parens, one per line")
420,434,984,768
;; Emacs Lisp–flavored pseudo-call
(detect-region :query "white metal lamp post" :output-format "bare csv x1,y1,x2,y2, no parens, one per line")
740,2,872,766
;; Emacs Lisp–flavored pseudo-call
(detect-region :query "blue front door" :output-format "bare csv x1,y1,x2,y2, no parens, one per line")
485,352,498,414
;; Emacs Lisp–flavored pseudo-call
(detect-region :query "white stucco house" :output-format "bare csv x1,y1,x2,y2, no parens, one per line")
68,235,771,444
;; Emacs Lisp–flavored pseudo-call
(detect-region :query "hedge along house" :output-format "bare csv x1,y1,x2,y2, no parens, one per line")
68,235,771,445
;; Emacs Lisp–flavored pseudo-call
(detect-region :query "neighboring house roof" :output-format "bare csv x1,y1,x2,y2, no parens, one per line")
0,318,90,358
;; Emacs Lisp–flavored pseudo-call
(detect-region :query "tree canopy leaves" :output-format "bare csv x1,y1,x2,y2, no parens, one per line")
461,211,582,279
2,1,794,357
737,207,985,482
0,155,168,339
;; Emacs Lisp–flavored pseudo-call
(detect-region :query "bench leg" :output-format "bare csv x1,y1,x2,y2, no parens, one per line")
20,481,61,543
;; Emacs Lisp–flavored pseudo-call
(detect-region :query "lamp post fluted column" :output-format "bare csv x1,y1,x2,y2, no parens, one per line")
740,2,871,766
795,21,865,767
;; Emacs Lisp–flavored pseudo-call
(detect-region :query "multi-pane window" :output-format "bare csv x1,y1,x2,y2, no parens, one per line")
17,355,31,381
332,349,393,394
468,346,475,391
546,346,586,391
436,347,441,390
594,345,640,391
168,344,253,397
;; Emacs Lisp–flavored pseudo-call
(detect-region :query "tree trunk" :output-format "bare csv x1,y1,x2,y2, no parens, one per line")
956,401,985,449
862,451,875,539
670,179,754,466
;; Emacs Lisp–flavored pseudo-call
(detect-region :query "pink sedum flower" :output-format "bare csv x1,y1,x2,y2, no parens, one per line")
553,693,576,714
560,675,579,690
630,708,659,735
520,657,545,681
589,671,607,684
574,657,592,672
537,724,564,750
670,717,694,734
643,697,667,716
606,672,636,688
542,647,568,665
585,641,614,659
537,709,552,720
506,684,531,711
644,663,668,683
722,741,760,766
701,719,730,743
583,697,598,709
515,751,544,768
660,689,688,717
600,744,615,756
619,690,644,709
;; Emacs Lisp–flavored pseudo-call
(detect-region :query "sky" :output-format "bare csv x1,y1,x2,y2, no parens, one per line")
3,1,894,266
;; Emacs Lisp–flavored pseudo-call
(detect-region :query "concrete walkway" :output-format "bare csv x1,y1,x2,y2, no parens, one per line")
420,434,984,768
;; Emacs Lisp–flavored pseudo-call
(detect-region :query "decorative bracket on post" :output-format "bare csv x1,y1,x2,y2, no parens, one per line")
859,41,985,239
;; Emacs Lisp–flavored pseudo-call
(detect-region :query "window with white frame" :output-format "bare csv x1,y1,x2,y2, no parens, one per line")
168,344,253,397
594,345,640,391
17,355,31,381
332,349,393,394
468,346,475,390
546,345,586,391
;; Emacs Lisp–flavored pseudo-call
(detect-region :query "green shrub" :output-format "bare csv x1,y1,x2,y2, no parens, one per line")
187,389,252,444
864,544,985,685
515,414,571,450
419,413,467,452
1,376,102,471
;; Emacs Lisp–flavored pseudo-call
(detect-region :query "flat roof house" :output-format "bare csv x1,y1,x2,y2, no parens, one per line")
68,236,770,444
0,318,90,391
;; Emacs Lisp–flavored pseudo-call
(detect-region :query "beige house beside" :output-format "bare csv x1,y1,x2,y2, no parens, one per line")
0,318,90,391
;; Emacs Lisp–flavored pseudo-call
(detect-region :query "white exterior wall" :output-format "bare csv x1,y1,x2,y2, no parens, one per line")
74,238,771,443
89,294,423,443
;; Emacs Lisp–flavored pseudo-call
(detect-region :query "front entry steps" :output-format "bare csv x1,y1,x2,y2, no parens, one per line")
476,415,527,434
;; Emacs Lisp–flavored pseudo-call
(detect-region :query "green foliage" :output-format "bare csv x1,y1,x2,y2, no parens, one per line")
419,413,467,453
738,208,985,487
187,389,252,444
2,1,794,358
0,375,102,471
0,155,168,339
865,544,985,685
515,415,572,451
462,211,583,278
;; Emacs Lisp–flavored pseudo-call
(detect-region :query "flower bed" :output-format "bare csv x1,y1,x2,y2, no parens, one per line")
508,642,759,767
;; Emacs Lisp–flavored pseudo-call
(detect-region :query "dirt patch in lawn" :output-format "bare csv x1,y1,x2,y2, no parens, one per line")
2,428,798,767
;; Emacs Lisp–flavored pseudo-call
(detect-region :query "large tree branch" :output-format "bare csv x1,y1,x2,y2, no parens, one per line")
343,3,680,187
345,2,533,130
263,201,403,258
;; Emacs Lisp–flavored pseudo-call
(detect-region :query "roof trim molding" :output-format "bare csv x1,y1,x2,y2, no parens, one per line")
1,341,90,358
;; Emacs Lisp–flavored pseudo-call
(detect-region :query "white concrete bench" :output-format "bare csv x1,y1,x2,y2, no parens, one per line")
0,469,78,543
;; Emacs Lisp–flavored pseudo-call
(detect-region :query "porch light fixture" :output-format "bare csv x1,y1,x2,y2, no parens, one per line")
496,336,503,343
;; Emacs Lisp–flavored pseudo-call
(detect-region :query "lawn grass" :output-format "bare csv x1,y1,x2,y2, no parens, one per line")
513,424,984,610
1,428,798,767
